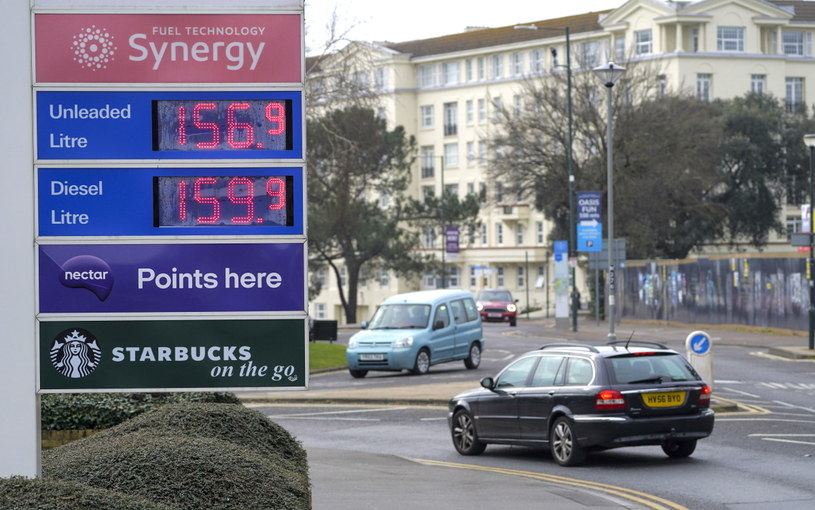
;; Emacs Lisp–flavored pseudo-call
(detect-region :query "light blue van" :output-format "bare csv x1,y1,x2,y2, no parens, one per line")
346,289,484,378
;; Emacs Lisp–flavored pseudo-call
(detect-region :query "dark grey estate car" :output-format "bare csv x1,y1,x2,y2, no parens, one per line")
448,341,715,466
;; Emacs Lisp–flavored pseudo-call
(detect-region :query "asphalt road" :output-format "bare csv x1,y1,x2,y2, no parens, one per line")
245,319,815,509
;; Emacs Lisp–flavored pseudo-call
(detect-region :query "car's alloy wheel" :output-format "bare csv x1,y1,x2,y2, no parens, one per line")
550,417,586,466
662,439,697,458
464,343,481,369
411,349,430,375
451,409,486,455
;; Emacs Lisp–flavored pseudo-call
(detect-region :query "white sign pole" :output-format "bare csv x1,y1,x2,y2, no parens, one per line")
0,0,40,477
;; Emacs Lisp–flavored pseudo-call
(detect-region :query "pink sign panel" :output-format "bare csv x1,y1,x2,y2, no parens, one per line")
35,13,301,84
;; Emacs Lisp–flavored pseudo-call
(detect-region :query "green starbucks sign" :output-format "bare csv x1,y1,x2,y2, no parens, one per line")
39,319,306,392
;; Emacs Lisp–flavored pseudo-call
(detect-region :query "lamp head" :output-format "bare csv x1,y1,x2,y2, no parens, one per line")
593,61,627,88
804,134,815,149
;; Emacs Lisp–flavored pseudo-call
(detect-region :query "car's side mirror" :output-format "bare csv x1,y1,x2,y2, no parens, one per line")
433,320,445,330
360,321,368,329
481,377,496,390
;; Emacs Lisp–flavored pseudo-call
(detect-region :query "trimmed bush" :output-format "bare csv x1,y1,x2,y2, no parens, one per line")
0,476,176,510
83,402,308,474
44,431,309,510
41,392,241,430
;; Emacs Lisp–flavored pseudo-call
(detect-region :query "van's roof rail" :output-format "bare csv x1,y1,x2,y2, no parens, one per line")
539,343,599,353
606,340,669,350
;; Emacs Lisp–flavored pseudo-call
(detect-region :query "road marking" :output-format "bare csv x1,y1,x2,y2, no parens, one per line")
264,406,410,418
751,351,815,362
753,437,815,446
413,459,688,510
772,400,815,413
712,396,771,415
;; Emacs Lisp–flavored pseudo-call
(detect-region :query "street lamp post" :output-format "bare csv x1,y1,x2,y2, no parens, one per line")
593,61,626,343
440,155,446,289
803,134,815,350
515,24,577,331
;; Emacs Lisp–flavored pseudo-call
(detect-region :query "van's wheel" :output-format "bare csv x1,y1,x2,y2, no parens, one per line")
349,369,368,379
464,342,481,369
410,348,430,375
510,318,517,327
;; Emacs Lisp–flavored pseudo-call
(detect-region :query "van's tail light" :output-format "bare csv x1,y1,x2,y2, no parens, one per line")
698,384,711,407
595,390,626,410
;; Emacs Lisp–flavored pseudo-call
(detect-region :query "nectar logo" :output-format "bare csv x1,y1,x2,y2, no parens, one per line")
50,328,102,379
72,25,117,71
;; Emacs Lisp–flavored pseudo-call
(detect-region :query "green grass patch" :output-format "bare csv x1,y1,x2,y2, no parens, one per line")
309,341,347,371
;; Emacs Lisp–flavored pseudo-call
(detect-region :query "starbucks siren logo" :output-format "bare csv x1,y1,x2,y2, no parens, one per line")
50,328,102,378
72,25,117,71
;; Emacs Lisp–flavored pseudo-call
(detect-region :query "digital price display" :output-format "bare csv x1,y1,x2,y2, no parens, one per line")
154,175,293,227
153,100,293,152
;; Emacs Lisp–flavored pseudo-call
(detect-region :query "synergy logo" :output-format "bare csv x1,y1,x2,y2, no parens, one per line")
49,328,102,378
58,255,115,301
72,25,117,71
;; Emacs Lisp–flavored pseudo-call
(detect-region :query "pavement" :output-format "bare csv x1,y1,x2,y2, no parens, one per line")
240,316,815,510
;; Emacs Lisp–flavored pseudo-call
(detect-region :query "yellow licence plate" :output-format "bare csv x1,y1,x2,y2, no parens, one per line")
642,391,686,408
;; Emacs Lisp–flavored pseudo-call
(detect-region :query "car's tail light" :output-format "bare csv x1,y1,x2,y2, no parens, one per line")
595,390,626,410
698,384,711,407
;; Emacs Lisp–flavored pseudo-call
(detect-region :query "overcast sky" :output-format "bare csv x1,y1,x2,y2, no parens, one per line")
304,0,624,54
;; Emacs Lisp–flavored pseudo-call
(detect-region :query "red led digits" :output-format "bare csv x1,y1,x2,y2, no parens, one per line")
193,177,220,223
192,103,220,149
266,102,286,135
177,180,188,221
177,106,187,145
228,177,254,224
266,177,286,210
226,102,254,149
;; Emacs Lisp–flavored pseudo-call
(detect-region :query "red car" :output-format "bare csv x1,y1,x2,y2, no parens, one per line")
476,289,517,327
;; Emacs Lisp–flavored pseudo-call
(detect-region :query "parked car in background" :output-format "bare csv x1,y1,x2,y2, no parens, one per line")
476,288,518,326
346,289,484,378
448,341,714,466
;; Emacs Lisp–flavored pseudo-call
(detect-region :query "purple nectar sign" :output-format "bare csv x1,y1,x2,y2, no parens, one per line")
38,243,305,314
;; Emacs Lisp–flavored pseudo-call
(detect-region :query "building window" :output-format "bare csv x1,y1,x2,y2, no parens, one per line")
465,100,474,125
691,28,699,52
441,61,459,85
477,98,486,124
465,59,474,81
480,223,487,245
492,96,503,122
466,142,475,163
444,143,458,167
536,221,544,244
635,29,652,55
317,267,328,286
787,216,803,241
579,40,600,69
469,266,477,287
782,31,810,56
491,54,503,79
751,74,766,94
315,303,327,319
531,49,544,74
477,57,486,80
422,185,435,201
496,223,504,246
339,266,346,287
448,266,461,288
494,181,504,203
496,266,505,287
516,223,524,245
443,102,458,136
418,64,436,88
517,266,525,288
423,227,436,249
717,26,744,52
511,52,523,76
420,105,434,128
615,36,625,61
380,269,389,287
423,270,436,288
375,68,388,90
786,77,805,113
697,73,712,102
478,141,487,163
420,146,435,178
479,182,486,203
658,75,667,98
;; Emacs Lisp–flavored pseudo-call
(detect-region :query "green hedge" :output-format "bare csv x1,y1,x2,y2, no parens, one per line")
0,477,175,510
43,403,310,510
41,392,241,430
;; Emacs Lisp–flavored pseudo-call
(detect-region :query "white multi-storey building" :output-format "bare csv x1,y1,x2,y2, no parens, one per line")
309,0,815,323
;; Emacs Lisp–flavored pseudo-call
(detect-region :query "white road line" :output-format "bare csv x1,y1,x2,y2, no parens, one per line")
266,406,410,418
757,438,815,446
772,400,815,413
717,387,761,398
